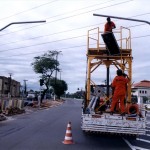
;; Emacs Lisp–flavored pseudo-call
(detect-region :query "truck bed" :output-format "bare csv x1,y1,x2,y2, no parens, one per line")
81,112,146,135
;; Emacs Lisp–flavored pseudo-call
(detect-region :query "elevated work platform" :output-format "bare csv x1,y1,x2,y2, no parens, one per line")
88,48,131,59
86,26,132,105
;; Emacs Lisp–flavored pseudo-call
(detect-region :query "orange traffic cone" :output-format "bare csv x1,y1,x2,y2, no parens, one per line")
62,122,74,144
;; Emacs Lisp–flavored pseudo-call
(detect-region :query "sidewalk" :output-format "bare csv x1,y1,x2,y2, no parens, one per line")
0,99,65,121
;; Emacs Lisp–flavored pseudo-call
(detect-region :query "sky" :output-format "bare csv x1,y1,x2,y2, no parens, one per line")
0,0,149,93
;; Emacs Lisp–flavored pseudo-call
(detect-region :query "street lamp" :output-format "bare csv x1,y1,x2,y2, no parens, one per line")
0,20,46,31
93,14,150,25
0,20,46,99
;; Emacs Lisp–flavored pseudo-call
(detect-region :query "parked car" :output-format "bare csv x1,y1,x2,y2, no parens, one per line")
27,92,35,99
24,98,34,107
145,104,150,110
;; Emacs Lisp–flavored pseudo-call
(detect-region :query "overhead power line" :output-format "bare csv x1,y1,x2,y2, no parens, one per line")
45,0,116,19
0,0,59,21
0,34,87,53
0,20,148,47
0,0,149,56
0,44,87,60
1,4,148,47
0,0,132,37
0,33,149,59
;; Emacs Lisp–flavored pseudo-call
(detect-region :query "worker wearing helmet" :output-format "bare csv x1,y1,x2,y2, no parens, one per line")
104,17,116,33
110,69,130,116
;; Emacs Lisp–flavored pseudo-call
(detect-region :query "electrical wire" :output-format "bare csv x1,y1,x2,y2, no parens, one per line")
0,21,147,48
0,0,149,58
0,34,87,53
0,26,149,54
0,0,59,21
0,44,87,59
0,11,149,47
0,32,149,60
0,0,133,37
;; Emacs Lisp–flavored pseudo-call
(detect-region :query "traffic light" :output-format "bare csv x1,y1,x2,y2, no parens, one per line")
40,79,44,86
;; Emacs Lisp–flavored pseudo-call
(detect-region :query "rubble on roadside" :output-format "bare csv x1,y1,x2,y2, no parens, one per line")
0,114,7,121
5,107,25,116
32,99,65,109
0,99,65,121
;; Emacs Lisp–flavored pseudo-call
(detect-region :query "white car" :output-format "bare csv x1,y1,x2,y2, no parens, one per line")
27,93,35,98
145,104,150,110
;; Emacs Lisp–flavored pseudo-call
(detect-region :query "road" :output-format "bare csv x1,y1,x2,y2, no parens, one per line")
0,99,149,150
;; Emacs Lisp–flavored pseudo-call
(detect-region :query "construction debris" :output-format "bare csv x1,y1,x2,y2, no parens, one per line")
0,114,7,121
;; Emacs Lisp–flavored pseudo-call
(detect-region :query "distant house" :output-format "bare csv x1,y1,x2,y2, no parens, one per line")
132,80,150,103
0,76,20,97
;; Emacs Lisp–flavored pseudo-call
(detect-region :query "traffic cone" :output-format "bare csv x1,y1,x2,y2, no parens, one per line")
62,122,74,144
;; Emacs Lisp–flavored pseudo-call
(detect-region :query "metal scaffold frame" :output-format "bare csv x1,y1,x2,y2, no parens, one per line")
85,26,132,107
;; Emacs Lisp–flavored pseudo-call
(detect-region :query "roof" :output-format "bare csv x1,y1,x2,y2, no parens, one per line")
133,80,150,88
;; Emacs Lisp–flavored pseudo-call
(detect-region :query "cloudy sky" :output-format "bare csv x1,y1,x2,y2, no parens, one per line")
0,0,149,93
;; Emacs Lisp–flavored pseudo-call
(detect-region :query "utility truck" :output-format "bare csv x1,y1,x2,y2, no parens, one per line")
81,18,147,137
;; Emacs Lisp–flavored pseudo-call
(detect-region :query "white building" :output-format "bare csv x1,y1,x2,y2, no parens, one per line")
132,80,150,104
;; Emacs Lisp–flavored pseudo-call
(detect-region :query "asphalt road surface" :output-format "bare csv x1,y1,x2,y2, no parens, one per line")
0,99,150,150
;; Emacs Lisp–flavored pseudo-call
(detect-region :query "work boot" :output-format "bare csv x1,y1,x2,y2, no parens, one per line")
110,111,113,115
120,112,125,116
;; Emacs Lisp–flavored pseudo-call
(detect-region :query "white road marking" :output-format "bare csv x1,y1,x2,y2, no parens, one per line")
134,146,149,150
122,138,136,150
146,134,150,136
123,138,150,150
136,138,150,143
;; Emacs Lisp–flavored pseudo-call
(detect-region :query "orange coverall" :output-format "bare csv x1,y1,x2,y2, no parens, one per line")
110,76,129,113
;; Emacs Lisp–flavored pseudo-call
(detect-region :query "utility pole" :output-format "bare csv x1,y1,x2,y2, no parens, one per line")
23,80,28,98
8,73,12,98
20,85,23,100
54,51,62,100
60,70,62,80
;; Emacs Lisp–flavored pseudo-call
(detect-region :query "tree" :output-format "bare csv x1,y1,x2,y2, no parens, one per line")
50,78,68,99
31,50,60,102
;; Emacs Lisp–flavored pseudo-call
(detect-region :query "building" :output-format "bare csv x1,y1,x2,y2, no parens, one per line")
0,76,20,97
132,80,150,104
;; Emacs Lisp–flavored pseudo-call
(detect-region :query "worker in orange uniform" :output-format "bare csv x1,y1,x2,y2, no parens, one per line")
110,69,130,116
104,17,116,33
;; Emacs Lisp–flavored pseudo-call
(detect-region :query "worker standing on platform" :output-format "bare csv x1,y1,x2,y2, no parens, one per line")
110,69,130,116
104,17,116,33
